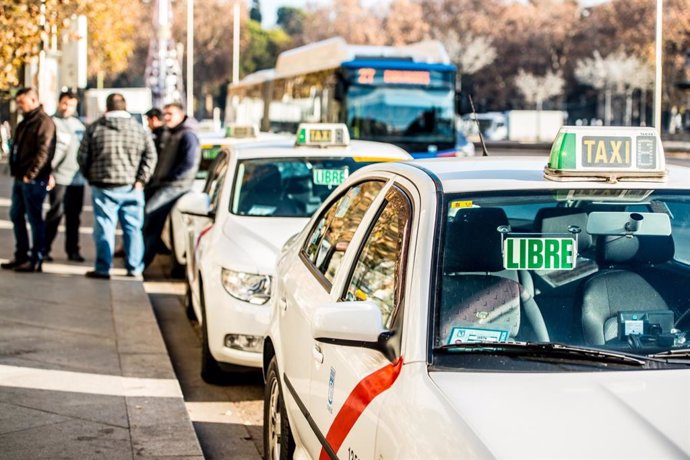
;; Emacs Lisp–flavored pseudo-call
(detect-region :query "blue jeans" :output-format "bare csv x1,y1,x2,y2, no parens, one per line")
143,185,187,267
9,180,48,263
91,185,145,275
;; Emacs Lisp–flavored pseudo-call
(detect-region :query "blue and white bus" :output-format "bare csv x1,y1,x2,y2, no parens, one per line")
226,37,463,158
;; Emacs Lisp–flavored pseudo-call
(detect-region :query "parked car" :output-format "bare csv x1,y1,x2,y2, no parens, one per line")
160,127,286,277
176,123,411,382
262,125,690,459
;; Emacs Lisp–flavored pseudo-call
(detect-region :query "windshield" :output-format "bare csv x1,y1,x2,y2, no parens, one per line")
346,85,455,150
433,189,690,370
230,157,379,218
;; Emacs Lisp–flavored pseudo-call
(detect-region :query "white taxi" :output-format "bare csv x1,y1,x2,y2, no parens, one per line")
263,126,690,459
176,124,411,382
161,126,286,276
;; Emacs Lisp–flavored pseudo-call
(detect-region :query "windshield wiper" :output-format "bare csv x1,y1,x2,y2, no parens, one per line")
436,341,659,367
647,348,690,360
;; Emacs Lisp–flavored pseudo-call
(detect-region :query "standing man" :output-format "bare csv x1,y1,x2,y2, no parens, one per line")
113,107,167,261
145,108,167,156
1,88,55,273
78,93,156,279
143,102,200,268
45,91,86,262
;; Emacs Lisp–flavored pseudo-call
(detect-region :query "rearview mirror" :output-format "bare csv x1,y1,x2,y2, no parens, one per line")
312,301,386,345
587,212,671,236
177,192,213,218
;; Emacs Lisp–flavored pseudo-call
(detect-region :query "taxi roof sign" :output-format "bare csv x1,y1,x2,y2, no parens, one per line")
296,123,350,148
544,126,666,183
225,124,258,138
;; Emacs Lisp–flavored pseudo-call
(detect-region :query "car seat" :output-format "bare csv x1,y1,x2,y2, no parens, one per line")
441,207,549,343
580,235,675,345
238,164,282,214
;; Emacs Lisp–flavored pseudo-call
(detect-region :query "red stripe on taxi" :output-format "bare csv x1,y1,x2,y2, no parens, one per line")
319,357,403,460
195,224,214,251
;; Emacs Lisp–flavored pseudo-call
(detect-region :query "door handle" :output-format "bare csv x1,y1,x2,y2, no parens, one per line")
312,344,324,364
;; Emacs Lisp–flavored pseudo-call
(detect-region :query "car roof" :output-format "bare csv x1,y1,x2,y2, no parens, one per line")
232,138,412,160
198,131,290,148
387,156,690,193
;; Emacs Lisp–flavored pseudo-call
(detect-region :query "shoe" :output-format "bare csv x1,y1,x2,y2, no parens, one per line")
126,272,142,278
68,253,85,262
1,259,28,270
14,260,43,273
44,254,54,262
85,270,110,280
114,248,125,258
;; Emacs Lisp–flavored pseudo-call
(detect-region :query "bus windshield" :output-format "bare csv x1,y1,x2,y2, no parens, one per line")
346,85,455,152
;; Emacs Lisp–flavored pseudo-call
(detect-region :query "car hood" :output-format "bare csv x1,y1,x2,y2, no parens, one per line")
429,369,690,458
221,216,308,274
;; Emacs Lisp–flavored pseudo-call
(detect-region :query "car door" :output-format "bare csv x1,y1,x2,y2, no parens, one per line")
278,179,388,454
187,151,229,306
308,185,414,460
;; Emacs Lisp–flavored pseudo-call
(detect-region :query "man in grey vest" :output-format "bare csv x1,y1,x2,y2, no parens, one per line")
143,102,200,268
45,91,86,262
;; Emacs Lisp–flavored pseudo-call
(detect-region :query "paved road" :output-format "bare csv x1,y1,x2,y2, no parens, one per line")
144,261,264,459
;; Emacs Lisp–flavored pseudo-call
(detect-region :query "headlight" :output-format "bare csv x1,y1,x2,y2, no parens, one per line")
220,268,271,305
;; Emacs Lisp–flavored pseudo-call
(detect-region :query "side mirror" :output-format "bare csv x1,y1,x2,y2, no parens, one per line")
312,301,386,345
177,192,214,218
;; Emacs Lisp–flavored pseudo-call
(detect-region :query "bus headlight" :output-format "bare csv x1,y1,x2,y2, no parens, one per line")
220,268,271,305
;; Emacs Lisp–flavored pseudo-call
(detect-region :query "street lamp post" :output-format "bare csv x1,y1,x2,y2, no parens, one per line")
654,0,663,133
233,0,240,84
186,0,194,116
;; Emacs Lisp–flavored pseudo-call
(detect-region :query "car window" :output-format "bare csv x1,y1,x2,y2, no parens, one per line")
203,153,228,213
303,180,385,285
345,187,412,328
197,145,224,180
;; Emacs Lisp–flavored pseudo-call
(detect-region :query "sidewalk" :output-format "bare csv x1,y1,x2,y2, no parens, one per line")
0,173,203,458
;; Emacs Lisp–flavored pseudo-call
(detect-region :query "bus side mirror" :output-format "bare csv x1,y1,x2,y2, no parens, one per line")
335,79,346,102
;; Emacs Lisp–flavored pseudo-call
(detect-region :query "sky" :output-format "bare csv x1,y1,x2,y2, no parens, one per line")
258,0,610,28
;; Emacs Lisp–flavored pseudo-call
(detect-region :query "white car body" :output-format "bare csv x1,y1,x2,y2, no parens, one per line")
264,154,690,459
161,130,288,269
179,137,411,379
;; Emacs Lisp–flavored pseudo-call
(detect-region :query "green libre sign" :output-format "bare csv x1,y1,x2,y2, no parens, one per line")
503,237,576,270
313,168,349,187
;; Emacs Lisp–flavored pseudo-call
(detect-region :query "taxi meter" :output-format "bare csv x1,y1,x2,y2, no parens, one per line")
225,124,258,138
296,123,351,147
544,126,667,182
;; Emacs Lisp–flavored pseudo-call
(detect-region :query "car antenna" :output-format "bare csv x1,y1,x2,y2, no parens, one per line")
467,93,489,157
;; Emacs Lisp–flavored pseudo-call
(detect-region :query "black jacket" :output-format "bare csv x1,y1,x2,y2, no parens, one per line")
149,116,200,189
10,105,56,182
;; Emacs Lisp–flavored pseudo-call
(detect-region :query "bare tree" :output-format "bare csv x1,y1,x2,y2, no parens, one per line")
575,50,653,125
384,0,430,46
439,31,497,90
513,69,564,141
514,69,565,110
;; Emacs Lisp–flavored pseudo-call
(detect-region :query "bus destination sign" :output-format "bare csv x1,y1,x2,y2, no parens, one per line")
356,68,432,86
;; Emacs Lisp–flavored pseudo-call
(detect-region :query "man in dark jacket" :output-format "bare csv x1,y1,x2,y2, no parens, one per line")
145,107,167,156
143,102,200,268
1,88,56,272
78,93,157,279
